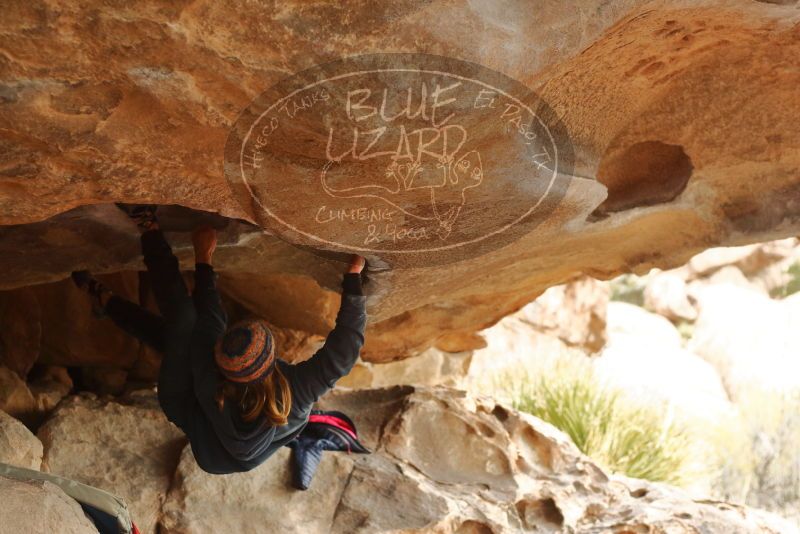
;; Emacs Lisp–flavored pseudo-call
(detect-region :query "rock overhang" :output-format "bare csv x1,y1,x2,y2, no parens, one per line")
0,1,798,364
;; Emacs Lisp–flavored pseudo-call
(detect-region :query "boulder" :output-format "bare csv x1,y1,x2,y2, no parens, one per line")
0,1,799,366
28,366,73,414
705,265,764,293
750,238,800,295
465,314,585,398
605,301,683,350
0,366,37,422
160,387,795,533
37,391,186,534
643,269,697,322
0,410,43,470
593,344,733,425
0,271,159,374
0,475,98,534
80,367,129,397
433,331,488,353
160,447,354,534
0,365,73,425
269,327,325,364
36,273,151,370
0,287,41,378
736,237,800,276
688,238,800,279
516,276,609,353
688,245,761,278
332,388,795,534
2,386,789,533
688,284,800,398
608,475,798,534
337,348,472,389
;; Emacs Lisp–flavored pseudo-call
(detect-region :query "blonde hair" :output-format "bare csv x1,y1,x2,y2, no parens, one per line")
216,365,292,425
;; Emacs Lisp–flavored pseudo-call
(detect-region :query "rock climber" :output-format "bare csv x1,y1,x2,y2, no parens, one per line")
71,205,367,475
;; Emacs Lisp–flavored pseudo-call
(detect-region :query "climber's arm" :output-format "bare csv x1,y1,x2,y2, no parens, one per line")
191,226,227,336
189,226,228,420
289,256,367,408
192,264,227,334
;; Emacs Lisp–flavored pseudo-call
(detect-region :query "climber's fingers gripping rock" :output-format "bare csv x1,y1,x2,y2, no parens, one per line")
348,254,366,274
193,225,218,265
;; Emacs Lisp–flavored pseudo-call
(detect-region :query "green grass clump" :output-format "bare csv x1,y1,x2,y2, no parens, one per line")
609,274,646,306
770,261,800,299
508,362,694,485
713,389,800,523
675,320,694,344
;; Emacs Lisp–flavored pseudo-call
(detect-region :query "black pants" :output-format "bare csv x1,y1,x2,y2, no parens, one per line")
106,230,197,399
105,296,167,354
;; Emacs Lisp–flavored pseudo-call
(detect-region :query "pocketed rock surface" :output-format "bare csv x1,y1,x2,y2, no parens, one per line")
37,391,185,534
0,1,799,368
21,387,796,534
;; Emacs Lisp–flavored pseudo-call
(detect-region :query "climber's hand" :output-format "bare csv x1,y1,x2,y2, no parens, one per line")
193,225,217,265
348,254,366,274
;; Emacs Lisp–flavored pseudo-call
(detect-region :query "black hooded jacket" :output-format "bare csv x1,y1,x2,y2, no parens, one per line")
158,269,367,475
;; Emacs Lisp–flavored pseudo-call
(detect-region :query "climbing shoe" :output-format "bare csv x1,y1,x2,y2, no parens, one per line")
71,270,111,317
116,203,159,231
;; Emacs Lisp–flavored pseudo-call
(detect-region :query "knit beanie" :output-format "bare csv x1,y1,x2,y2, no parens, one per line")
215,319,277,384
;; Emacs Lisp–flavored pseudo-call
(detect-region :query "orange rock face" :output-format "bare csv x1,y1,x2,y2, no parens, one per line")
0,1,798,372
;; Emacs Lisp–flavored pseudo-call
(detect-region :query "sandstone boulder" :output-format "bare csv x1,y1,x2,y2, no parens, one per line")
688,284,800,398
465,312,585,398
0,365,37,422
325,388,796,534
0,410,43,470
157,386,796,533
28,366,73,414
688,239,800,280
736,238,800,277
161,447,354,534
433,331,489,353
750,238,800,295
605,301,683,350
80,367,130,397
269,327,325,364
0,385,787,533
0,271,161,376
0,287,41,378
608,475,798,534
37,391,186,534
516,276,609,353
688,245,762,278
644,269,697,322
600,289,733,425
36,273,152,370
338,348,472,389
593,344,732,425
704,265,764,294
0,1,799,366
0,475,98,534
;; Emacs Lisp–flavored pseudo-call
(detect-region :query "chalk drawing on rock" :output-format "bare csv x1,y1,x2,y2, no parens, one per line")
224,53,575,266
321,146,484,240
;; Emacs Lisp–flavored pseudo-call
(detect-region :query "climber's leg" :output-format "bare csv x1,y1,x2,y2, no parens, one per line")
140,229,194,322
115,204,191,323
70,270,113,315
71,269,168,352
139,228,196,429
104,295,167,353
